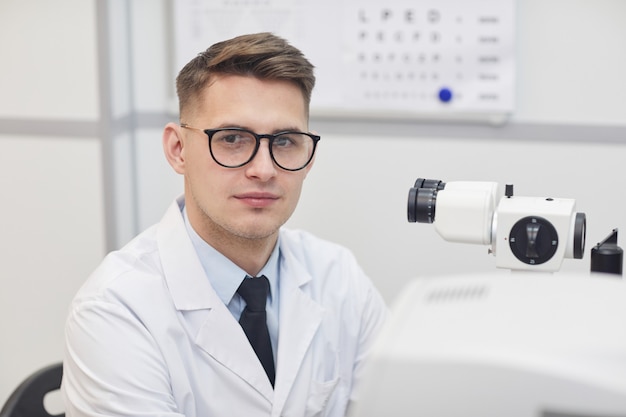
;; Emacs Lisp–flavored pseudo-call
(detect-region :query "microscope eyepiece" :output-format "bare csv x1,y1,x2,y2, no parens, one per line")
407,178,445,224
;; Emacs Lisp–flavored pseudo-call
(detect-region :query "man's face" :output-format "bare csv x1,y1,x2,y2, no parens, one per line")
180,75,313,244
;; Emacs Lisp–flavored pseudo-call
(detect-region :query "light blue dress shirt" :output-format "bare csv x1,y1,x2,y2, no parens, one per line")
183,207,281,362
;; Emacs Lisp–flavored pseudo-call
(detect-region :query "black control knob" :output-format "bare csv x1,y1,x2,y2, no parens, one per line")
591,229,623,276
509,216,558,265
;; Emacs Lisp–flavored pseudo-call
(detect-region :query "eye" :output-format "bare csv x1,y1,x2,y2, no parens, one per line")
213,130,255,146
273,133,299,148
221,132,245,144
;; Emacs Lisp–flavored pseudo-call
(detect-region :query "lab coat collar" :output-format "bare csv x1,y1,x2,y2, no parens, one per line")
157,196,215,311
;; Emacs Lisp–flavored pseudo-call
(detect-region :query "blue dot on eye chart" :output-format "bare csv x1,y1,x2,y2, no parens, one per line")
438,87,453,103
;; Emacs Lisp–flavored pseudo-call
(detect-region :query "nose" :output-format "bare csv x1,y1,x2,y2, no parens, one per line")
245,139,277,181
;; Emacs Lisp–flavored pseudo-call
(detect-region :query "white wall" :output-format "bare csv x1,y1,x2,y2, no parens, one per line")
515,0,626,125
1,0,625,408
0,0,106,406
0,1,99,120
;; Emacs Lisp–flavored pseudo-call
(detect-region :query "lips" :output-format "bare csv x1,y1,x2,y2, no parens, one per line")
234,192,280,208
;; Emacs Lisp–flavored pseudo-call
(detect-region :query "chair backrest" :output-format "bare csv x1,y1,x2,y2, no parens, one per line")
0,363,64,417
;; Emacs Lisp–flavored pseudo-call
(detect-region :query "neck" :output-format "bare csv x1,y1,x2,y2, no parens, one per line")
212,232,278,277
186,205,278,277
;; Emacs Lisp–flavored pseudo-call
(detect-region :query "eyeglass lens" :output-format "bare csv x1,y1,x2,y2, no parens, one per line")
210,129,316,170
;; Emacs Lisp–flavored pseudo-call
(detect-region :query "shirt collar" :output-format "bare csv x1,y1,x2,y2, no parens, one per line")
182,206,280,306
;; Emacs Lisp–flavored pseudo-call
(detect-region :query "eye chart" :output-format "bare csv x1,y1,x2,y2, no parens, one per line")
173,0,515,122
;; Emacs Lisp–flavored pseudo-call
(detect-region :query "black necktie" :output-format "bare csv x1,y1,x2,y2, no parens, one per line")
237,275,275,387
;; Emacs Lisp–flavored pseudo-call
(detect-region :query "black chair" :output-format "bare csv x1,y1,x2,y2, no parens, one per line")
0,363,64,417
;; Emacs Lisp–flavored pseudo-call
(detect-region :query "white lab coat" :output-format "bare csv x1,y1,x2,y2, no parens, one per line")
62,197,387,417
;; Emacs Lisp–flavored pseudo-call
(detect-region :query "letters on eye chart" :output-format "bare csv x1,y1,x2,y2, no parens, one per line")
173,0,515,119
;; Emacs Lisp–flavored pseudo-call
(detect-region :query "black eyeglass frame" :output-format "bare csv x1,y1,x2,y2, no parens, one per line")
180,124,320,171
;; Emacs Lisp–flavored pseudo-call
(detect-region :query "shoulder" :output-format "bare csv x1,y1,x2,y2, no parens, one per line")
278,228,375,298
279,228,360,271
73,224,165,305
279,228,388,344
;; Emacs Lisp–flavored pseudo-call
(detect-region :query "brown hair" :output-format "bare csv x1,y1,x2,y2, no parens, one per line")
176,32,315,118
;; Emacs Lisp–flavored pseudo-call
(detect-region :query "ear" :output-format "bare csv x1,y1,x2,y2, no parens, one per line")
163,122,186,175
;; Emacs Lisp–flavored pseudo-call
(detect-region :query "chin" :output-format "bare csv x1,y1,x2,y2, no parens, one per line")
229,221,281,241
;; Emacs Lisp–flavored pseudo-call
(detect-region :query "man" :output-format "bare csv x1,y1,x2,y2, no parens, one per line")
61,32,387,417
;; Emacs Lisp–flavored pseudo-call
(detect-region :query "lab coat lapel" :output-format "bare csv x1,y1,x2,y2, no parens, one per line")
157,198,274,402
272,250,324,416
194,301,275,402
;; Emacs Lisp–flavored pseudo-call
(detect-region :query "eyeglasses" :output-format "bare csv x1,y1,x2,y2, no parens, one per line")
180,124,320,171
